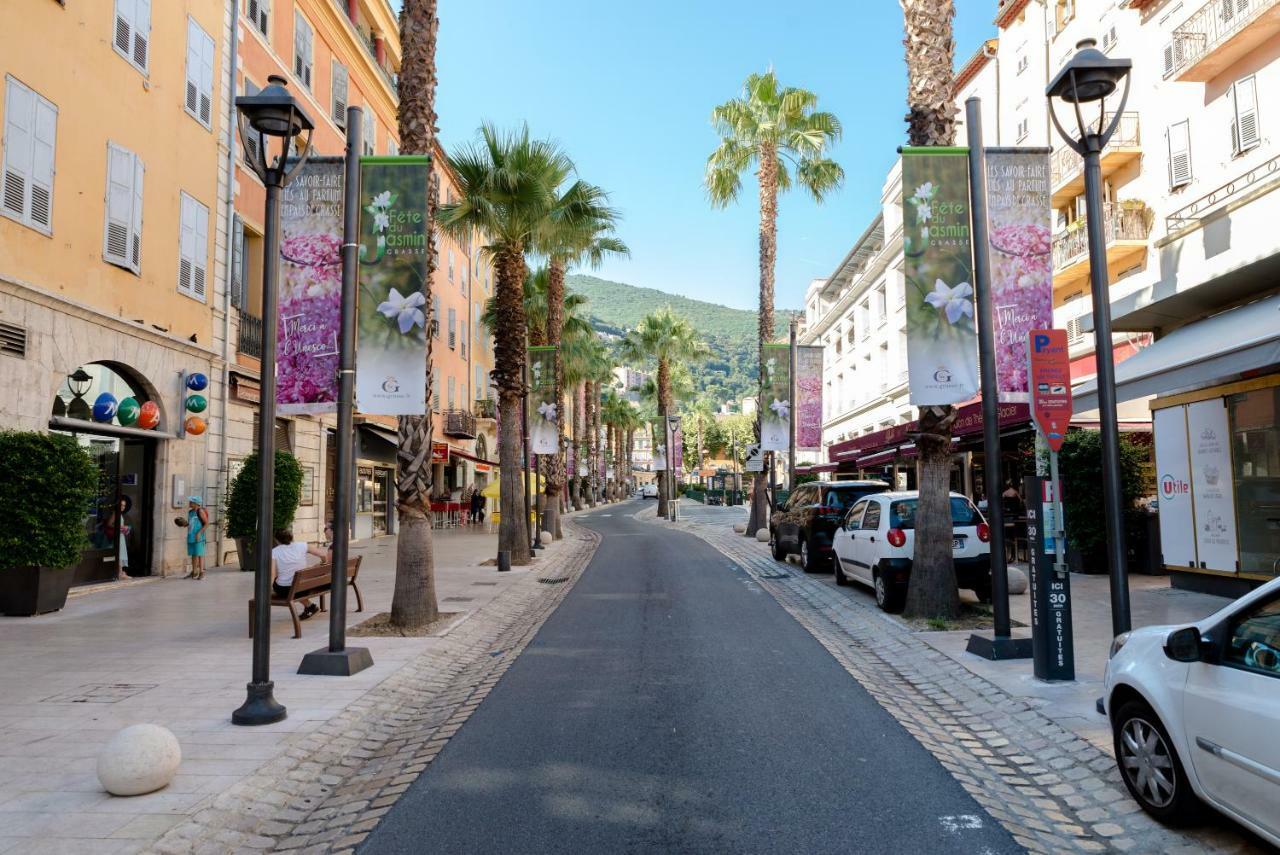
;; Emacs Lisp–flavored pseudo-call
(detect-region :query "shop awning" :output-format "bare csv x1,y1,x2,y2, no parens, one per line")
1074,293,1280,412
798,462,839,474
449,447,498,468
358,422,399,446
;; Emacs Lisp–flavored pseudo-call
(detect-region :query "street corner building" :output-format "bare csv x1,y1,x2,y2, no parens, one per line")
0,0,498,585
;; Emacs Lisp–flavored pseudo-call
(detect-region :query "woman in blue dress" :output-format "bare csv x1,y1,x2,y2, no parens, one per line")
185,496,209,579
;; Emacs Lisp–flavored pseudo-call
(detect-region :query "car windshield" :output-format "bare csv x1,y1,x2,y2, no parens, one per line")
824,489,869,512
888,497,982,529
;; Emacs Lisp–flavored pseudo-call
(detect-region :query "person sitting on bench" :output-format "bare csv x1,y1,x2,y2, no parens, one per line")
272,530,328,621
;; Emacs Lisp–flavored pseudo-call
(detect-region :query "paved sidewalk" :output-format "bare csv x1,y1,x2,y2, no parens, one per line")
658,506,1266,854
0,521,597,854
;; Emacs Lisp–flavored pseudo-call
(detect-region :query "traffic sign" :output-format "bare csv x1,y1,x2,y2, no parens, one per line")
1028,329,1072,452
744,442,763,472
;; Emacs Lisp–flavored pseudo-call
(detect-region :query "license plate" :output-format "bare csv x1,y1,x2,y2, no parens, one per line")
952,537,964,550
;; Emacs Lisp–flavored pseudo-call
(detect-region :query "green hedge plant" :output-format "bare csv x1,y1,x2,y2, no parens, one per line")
0,431,97,570
1055,429,1145,556
225,450,304,539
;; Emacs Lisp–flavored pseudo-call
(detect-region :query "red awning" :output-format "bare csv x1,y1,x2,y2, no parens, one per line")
448,446,499,467
798,462,839,474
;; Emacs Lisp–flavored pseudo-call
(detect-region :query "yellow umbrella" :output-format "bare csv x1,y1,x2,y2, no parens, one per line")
480,470,544,498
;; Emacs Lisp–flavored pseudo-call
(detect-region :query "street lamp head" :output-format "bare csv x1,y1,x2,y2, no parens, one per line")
1046,39,1131,103
235,75,315,183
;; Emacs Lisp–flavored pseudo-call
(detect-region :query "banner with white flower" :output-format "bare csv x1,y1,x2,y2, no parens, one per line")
278,158,343,415
761,343,790,451
355,157,430,415
985,148,1052,402
529,345,559,454
902,148,979,405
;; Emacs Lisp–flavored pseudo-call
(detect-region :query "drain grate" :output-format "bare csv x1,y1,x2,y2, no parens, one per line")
471,581,498,586
757,572,791,580
442,596,474,603
538,577,570,584
44,684,157,704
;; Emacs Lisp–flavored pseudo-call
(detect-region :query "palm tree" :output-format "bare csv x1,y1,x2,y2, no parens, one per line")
563,334,608,511
705,70,844,538
437,124,577,566
389,0,440,630
621,309,710,518
901,0,960,620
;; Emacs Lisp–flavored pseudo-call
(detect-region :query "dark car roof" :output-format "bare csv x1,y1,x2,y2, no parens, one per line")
821,480,890,489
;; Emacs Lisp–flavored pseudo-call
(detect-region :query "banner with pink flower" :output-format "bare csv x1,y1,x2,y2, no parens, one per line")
355,157,430,415
902,148,980,405
796,345,823,450
985,148,1052,402
278,158,343,414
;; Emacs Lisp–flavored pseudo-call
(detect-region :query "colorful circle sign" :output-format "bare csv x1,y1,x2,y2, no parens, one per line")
184,393,208,413
186,373,209,392
183,416,207,436
117,397,140,426
137,401,160,430
92,392,118,423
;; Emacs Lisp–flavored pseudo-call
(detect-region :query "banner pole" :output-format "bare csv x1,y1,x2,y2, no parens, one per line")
788,319,797,491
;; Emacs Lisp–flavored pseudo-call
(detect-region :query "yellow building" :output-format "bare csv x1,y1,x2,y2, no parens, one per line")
1,0,229,581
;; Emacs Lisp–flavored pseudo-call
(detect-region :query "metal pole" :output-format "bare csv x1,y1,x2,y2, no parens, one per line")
233,170,286,726
522,355,533,550
1082,141,1131,635
788,319,798,492
532,452,543,549
298,108,372,677
965,99,1012,640
1049,449,1068,575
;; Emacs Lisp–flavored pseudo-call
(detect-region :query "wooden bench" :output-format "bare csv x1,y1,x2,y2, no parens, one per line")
247,556,364,639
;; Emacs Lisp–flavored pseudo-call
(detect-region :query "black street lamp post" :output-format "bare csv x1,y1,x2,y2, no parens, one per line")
232,75,314,726
1047,40,1133,635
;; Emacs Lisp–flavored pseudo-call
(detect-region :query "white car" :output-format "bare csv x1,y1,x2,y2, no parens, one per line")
639,483,658,499
1103,576,1280,844
832,491,992,612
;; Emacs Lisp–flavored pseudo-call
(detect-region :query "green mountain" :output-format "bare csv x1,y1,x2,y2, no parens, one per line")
566,273,796,409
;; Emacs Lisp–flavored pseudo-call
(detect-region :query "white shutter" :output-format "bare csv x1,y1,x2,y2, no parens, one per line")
193,197,208,300
242,79,260,165
103,143,134,267
185,19,200,119
114,0,134,57
331,63,348,127
2,78,33,222
130,154,144,270
363,110,375,155
178,195,195,295
1233,76,1259,153
132,0,150,71
294,13,312,89
29,96,55,231
1168,120,1192,187
231,214,245,308
198,24,215,127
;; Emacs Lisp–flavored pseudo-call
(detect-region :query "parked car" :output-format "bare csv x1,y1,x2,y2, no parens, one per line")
770,480,889,572
831,491,992,612
639,483,658,499
1103,576,1280,845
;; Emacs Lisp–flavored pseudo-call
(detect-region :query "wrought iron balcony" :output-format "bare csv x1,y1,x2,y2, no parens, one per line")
237,312,263,359
473,398,496,420
1052,203,1151,290
1050,113,1141,207
1166,151,1280,231
1165,0,1280,82
443,409,477,438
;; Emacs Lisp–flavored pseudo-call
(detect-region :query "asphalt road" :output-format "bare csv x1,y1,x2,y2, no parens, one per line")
361,501,1021,854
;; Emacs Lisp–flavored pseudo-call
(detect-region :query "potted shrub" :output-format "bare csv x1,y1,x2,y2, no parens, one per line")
224,450,304,572
1054,429,1145,574
0,431,98,615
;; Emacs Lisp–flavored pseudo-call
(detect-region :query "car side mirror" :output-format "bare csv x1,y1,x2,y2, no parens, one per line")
1164,626,1203,663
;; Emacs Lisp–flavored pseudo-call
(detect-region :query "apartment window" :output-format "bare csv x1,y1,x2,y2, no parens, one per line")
447,306,456,348
185,18,215,129
879,342,889,388
1016,53,1028,75
293,12,313,90
431,374,439,411
240,80,261,166
330,62,348,127
473,304,481,342
113,0,150,74
387,138,398,157
246,0,269,38
1101,25,1118,53
860,300,871,339
2,76,57,234
448,249,455,281
447,376,455,410
475,364,486,401
1231,75,1260,155
460,321,467,358
874,285,887,325
1167,120,1192,188
177,192,209,301
1016,117,1029,142
432,295,440,337
230,215,247,309
363,110,375,156
103,142,143,274
899,330,909,378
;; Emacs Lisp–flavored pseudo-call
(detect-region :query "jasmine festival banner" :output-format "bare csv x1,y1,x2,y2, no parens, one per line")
278,158,342,415
355,156,429,415
902,148,979,405
986,148,1052,401
796,345,823,450
760,343,790,451
529,346,558,454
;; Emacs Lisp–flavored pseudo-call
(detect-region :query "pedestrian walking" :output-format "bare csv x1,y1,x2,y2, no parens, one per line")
183,496,209,579
106,496,132,580
470,487,485,525
271,530,327,620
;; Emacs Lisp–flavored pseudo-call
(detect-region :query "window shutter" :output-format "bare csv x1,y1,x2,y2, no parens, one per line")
231,215,245,309
2,79,33,222
185,20,200,117
432,296,441,337
448,376,455,410
242,80,260,164
199,25,214,126
1168,120,1192,187
114,0,133,56
1233,76,1259,153
178,196,195,295
29,96,56,230
294,13,312,88
132,0,150,70
331,63,347,127
103,143,134,266
130,154,144,270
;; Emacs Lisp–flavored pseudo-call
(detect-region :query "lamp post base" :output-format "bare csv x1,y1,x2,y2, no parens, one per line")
231,681,287,726
297,646,373,677
965,632,1034,661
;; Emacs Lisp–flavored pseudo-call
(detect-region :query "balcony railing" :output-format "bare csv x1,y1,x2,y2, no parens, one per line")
1050,113,1141,187
1166,151,1280,230
443,409,477,438
1052,203,1151,272
1166,0,1280,80
237,312,263,359
473,398,496,420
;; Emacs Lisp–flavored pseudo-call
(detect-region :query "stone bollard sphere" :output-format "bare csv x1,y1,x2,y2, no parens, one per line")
97,724,182,796
732,523,747,534
1005,566,1029,596
540,531,555,543
755,528,770,542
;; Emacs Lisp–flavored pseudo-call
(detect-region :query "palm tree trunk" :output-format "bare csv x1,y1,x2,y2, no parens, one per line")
656,358,671,519
390,0,440,629
903,0,960,620
746,141,778,538
625,427,635,495
572,383,584,511
587,382,598,508
543,260,566,536
494,247,531,564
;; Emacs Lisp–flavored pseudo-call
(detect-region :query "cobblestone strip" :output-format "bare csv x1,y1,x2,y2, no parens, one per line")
149,523,601,855
664,518,1258,855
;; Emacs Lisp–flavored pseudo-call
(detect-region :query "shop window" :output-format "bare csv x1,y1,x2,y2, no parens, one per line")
1230,387,1280,578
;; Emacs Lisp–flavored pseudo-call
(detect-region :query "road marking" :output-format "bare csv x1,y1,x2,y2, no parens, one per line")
938,815,984,834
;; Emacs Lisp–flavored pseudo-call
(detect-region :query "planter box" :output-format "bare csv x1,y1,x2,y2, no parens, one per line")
0,565,76,616
235,537,256,573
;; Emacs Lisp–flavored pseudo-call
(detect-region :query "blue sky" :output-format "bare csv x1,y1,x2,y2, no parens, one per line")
433,0,996,312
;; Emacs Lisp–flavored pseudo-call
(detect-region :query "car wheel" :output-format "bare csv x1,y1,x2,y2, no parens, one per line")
1112,700,1201,824
873,570,906,613
834,559,849,586
973,582,993,604
770,531,787,562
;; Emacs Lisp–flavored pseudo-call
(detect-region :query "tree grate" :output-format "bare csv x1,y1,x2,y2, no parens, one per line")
537,577,570,584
